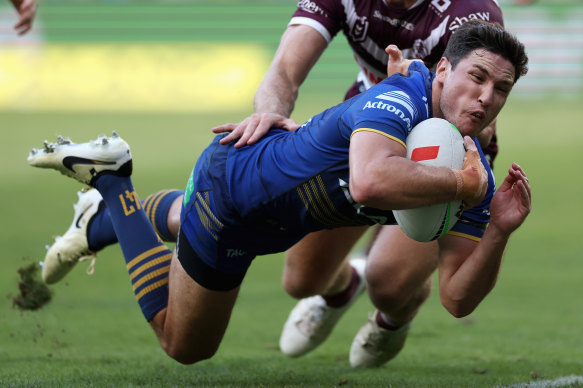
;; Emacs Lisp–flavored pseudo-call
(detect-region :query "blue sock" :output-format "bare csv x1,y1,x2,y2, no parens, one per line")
142,190,183,242
94,174,172,321
87,190,183,251
87,203,117,252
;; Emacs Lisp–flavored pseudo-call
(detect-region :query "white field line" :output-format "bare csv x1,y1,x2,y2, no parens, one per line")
498,375,583,388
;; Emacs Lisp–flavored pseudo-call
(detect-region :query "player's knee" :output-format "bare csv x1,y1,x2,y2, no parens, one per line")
367,271,431,312
162,339,217,365
167,196,183,239
282,275,325,299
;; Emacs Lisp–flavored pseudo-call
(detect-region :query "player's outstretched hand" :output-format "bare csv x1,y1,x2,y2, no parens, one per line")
212,113,300,148
13,0,37,35
385,44,422,77
453,137,489,209
489,163,531,235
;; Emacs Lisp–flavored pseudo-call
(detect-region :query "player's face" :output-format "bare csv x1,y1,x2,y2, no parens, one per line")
435,50,515,138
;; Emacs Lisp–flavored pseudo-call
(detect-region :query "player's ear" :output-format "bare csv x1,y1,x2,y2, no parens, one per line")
435,57,450,83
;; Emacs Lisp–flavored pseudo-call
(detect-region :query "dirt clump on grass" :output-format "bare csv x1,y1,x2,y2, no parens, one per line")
12,261,52,311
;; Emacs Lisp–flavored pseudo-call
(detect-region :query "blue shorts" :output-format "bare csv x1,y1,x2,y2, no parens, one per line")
178,136,254,290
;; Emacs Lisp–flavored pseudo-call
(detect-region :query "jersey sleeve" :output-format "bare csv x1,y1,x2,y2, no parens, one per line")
349,62,432,147
448,142,496,241
289,0,344,43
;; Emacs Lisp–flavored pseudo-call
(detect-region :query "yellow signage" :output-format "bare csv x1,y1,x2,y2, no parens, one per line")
0,43,269,112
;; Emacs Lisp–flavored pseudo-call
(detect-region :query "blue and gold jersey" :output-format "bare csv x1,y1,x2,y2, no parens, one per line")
181,62,495,272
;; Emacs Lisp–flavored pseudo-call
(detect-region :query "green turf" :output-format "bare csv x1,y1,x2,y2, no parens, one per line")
0,96,582,387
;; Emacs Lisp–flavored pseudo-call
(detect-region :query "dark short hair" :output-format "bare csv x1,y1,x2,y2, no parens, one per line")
443,20,528,84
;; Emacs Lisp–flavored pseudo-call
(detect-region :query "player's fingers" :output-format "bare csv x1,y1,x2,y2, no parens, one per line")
219,132,237,145
463,136,478,152
281,118,300,131
498,170,515,192
247,118,273,145
386,44,403,63
14,15,31,32
14,21,26,32
220,122,249,145
511,167,531,200
233,115,264,147
234,132,253,148
511,177,531,214
212,123,239,133
520,180,532,209
15,2,35,33
511,163,528,180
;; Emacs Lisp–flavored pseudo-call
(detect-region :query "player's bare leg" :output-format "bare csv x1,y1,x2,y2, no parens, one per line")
149,253,239,364
279,226,369,356
350,225,437,368
166,196,182,240
282,226,368,297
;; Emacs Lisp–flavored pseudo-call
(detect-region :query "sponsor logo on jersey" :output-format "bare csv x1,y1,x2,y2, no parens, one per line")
449,12,492,32
362,91,416,129
431,0,452,14
350,16,369,42
297,0,327,17
226,248,247,258
372,10,414,31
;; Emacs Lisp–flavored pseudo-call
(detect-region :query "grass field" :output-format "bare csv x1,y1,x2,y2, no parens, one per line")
1,96,582,387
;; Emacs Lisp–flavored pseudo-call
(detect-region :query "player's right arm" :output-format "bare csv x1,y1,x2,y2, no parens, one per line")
213,24,327,147
349,132,487,211
254,24,327,116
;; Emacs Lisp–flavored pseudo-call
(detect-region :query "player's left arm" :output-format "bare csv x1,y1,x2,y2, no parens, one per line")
436,163,531,317
10,0,37,35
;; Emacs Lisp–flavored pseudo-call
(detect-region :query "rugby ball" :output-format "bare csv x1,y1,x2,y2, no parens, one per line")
393,118,465,242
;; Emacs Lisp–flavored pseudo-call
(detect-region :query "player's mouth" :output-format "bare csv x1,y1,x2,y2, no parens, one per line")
469,110,485,121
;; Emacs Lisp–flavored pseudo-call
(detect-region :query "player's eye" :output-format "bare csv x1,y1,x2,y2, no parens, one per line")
471,73,484,82
495,85,511,95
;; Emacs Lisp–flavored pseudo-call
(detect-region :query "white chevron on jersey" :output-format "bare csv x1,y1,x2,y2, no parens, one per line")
375,91,418,119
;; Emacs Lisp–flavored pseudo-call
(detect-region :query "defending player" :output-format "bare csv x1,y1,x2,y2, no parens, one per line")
29,21,530,366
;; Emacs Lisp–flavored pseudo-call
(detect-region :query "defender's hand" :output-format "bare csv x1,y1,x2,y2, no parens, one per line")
385,44,422,77
13,0,36,35
212,113,300,148
453,137,488,208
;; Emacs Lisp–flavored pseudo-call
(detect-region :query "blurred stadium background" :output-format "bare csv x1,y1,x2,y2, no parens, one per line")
0,2,582,386
0,0,581,114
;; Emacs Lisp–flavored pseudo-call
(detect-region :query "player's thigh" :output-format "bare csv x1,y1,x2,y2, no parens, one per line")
161,252,239,362
366,225,438,298
284,226,369,288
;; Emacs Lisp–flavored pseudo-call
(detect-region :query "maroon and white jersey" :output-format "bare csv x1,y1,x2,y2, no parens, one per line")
290,0,504,89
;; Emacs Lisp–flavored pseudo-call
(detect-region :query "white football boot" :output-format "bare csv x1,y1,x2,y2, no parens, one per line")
41,188,104,284
27,132,132,186
279,258,367,357
349,311,411,368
